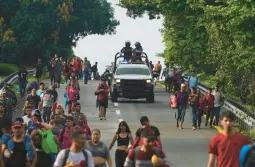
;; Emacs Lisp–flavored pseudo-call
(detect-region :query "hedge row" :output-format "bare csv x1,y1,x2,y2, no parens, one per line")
0,63,19,76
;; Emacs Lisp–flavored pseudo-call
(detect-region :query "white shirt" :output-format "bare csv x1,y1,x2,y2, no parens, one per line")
212,91,222,107
22,115,31,125
54,149,94,167
167,68,175,77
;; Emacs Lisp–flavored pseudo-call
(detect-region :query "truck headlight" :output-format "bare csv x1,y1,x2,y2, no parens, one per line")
146,80,151,83
115,79,121,83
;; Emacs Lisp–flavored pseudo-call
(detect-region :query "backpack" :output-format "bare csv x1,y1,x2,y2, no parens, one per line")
243,145,255,167
132,146,161,166
62,148,88,167
59,127,66,144
169,95,178,109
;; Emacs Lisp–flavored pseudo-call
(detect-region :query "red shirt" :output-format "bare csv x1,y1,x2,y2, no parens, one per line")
198,97,204,110
73,59,81,71
204,94,215,109
124,147,172,167
74,125,92,140
97,83,109,100
208,132,249,167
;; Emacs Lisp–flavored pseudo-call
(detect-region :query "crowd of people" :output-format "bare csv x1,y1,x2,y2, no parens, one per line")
0,52,254,167
0,54,172,167
150,61,255,167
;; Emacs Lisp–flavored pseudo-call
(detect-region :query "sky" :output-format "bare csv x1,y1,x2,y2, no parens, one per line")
73,0,165,74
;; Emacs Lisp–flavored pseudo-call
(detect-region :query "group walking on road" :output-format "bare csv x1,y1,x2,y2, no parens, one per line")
0,54,254,167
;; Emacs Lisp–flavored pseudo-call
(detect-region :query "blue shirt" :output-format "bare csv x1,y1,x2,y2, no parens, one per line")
240,144,255,167
188,76,199,88
36,89,44,96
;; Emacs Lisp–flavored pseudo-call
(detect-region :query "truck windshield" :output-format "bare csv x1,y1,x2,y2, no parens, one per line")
116,67,150,75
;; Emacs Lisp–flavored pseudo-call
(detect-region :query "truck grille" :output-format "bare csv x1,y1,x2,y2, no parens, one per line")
121,79,145,90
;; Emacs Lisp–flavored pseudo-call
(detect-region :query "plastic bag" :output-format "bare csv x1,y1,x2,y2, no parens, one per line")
169,95,178,109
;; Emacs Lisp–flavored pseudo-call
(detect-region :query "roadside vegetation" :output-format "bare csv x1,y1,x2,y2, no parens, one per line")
118,0,255,112
0,0,119,66
119,0,255,138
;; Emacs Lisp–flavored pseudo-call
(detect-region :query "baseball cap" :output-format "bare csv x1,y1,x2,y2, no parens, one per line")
32,109,41,117
12,119,23,128
141,128,156,140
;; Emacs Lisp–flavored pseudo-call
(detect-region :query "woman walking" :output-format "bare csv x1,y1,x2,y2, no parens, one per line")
109,121,134,167
189,88,199,130
86,129,112,167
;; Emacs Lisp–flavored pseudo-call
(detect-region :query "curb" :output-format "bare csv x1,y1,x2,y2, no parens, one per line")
157,82,223,133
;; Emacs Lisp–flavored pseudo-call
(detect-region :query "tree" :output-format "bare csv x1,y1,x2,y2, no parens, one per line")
0,0,119,65
119,0,255,110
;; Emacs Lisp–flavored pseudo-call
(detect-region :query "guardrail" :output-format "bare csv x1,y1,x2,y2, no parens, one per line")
0,69,37,91
183,77,255,138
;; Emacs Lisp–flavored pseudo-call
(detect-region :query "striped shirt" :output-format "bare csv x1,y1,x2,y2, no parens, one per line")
124,147,171,167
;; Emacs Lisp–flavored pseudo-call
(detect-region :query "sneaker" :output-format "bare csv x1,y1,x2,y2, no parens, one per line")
100,117,103,120
103,117,106,120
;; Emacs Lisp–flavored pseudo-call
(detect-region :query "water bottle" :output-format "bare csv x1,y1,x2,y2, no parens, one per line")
4,149,10,158
16,85,19,94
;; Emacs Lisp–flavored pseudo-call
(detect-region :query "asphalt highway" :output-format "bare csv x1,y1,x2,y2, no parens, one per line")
18,79,218,167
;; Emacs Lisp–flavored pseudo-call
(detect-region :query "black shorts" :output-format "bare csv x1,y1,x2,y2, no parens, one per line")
68,100,77,104
98,99,108,108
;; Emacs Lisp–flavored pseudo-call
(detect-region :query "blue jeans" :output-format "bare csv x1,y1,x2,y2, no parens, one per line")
19,80,27,96
190,105,198,128
83,69,89,83
49,153,56,165
214,106,221,125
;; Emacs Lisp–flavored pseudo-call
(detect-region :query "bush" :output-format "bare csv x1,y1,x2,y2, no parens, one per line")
0,63,19,76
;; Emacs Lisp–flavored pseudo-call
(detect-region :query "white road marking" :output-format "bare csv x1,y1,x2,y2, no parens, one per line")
114,102,118,107
116,110,120,115
118,119,123,122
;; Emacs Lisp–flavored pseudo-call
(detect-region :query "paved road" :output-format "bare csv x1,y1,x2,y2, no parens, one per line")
55,80,218,167
113,84,218,167
27,80,217,167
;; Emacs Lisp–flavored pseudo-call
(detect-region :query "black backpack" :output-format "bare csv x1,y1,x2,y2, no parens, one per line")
244,145,255,167
62,148,88,167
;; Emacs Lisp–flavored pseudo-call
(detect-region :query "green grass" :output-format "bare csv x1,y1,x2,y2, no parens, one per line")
10,73,49,96
158,81,164,85
0,63,19,76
